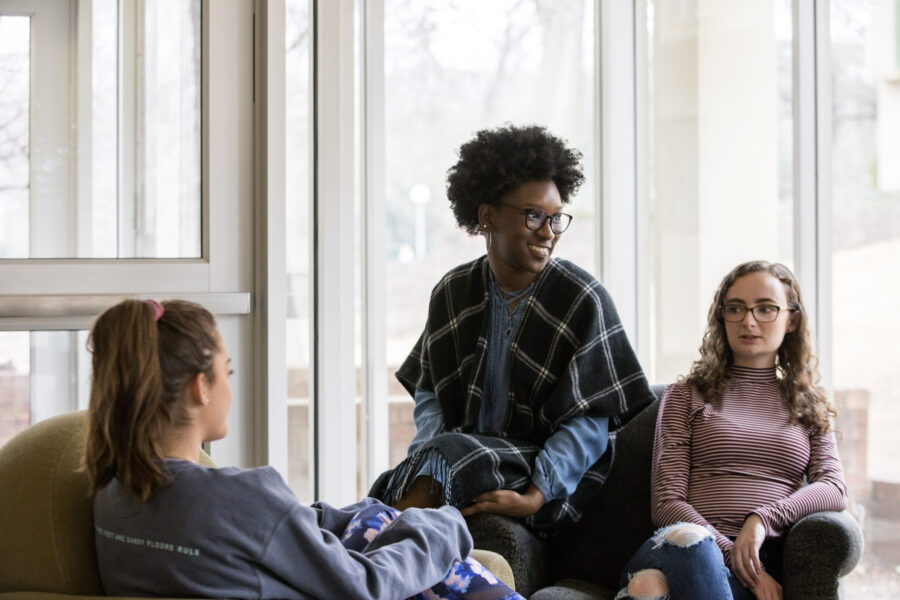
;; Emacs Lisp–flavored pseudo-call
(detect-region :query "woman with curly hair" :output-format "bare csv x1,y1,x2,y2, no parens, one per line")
370,124,654,533
618,261,847,600
86,299,523,600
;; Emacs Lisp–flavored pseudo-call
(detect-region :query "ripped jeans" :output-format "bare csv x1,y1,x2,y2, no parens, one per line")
616,523,784,600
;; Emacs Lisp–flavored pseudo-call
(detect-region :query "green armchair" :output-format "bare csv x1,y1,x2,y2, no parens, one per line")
0,411,514,599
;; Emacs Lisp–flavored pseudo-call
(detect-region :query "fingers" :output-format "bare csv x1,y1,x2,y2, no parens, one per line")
748,571,782,600
460,491,505,517
732,535,761,587
750,551,762,578
733,553,758,588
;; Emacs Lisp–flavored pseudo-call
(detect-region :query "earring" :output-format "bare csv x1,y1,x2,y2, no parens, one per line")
202,396,210,405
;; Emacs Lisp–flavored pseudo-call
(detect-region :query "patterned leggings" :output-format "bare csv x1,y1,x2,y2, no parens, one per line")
340,504,524,600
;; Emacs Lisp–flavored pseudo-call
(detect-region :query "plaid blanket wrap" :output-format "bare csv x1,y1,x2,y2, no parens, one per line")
372,256,653,533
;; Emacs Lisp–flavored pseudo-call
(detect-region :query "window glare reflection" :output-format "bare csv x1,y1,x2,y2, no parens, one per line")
0,16,31,259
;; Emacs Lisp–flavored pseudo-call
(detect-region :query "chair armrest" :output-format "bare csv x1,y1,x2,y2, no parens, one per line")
782,511,864,600
466,514,551,597
470,549,516,591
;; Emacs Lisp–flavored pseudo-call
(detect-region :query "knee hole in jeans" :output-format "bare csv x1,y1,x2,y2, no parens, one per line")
626,568,668,599
654,522,712,548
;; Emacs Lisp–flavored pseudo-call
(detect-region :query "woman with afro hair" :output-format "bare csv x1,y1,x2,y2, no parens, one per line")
370,124,655,533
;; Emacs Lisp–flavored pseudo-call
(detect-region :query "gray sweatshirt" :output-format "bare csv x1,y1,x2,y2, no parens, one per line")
93,459,472,599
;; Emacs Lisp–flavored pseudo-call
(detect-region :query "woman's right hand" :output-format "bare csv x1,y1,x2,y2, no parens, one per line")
731,513,766,588
750,571,782,600
460,484,545,518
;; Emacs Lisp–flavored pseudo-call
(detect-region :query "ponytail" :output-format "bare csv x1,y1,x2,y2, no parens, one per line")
85,299,219,501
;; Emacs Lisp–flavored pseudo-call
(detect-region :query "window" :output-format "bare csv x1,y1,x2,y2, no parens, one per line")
0,331,90,448
0,1,253,468
641,0,795,383
285,0,313,502
830,0,900,593
0,0,201,259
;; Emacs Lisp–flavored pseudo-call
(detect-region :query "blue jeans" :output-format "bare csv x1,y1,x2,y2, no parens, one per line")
340,503,524,600
617,523,783,600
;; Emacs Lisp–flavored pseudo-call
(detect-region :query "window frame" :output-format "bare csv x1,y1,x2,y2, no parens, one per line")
0,0,256,469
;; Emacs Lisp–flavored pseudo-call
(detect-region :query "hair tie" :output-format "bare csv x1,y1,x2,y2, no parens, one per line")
146,299,165,322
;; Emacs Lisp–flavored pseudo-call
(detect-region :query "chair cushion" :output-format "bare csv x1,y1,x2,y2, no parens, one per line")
0,411,104,594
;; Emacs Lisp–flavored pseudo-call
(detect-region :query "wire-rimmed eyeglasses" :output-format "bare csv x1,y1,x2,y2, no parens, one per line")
721,303,790,323
501,202,573,234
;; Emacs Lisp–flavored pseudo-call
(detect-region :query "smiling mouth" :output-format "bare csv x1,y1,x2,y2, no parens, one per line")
528,243,551,258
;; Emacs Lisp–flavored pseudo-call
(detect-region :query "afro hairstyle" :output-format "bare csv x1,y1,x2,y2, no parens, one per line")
446,124,584,235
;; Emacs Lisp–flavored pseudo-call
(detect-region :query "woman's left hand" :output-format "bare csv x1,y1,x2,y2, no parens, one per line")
750,571,783,600
461,484,545,518
732,513,767,588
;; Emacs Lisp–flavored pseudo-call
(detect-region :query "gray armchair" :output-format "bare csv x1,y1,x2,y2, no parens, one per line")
467,386,864,599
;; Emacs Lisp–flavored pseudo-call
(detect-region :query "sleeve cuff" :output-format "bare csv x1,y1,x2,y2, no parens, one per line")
749,510,776,537
532,454,561,502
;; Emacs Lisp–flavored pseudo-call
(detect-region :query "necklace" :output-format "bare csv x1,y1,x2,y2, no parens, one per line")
494,281,534,335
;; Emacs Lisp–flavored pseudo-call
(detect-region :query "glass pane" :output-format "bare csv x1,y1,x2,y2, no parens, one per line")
0,16,30,258
137,0,202,258
382,0,598,463
644,0,794,383
0,1,201,259
91,0,118,257
0,331,90,449
830,1,900,595
286,0,312,504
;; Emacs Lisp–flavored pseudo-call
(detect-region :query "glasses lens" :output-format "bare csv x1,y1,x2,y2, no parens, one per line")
551,214,572,233
752,305,780,322
524,209,545,230
722,305,745,321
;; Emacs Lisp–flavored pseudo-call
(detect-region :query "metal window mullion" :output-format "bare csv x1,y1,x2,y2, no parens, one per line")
361,0,388,490
253,0,289,478
634,0,651,369
203,0,256,468
118,0,137,257
27,0,73,258
815,1,833,391
792,0,832,388
598,0,639,346
313,0,358,505
75,0,94,257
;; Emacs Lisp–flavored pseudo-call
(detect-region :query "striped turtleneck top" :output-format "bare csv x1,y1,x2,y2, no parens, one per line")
651,365,847,566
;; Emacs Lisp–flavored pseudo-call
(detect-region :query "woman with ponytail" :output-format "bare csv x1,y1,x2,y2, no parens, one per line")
86,299,523,600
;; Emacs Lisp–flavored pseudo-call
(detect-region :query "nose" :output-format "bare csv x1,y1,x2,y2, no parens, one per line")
742,310,759,325
535,218,555,239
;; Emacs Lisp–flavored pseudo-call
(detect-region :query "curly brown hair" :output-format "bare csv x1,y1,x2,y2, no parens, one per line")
685,261,835,435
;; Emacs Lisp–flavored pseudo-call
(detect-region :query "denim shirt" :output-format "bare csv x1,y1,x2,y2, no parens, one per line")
408,282,610,502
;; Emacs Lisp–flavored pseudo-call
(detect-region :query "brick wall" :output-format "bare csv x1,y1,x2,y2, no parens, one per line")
835,388,870,505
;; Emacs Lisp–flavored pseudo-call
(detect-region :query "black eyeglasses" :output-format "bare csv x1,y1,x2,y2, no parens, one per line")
721,303,789,323
501,202,573,234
